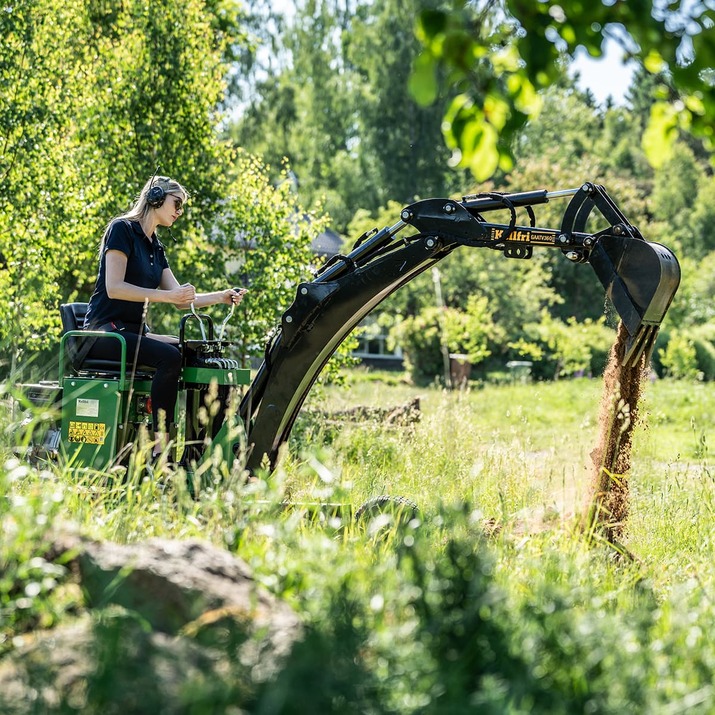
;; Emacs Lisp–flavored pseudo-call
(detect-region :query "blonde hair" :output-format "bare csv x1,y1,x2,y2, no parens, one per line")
99,176,189,253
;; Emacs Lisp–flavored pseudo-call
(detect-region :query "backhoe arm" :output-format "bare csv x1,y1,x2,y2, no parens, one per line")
239,182,680,474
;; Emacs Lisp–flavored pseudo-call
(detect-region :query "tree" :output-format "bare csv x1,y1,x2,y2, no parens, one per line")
230,0,363,230
411,0,715,181
638,140,715,260
652,142,704,226
230,0,464,233
514,84,603,164
688,179,715,259
0,0,94,374
0,0,317,380
345,0,464,208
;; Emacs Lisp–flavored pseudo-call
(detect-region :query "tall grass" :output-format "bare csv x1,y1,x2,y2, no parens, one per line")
2,371,715,712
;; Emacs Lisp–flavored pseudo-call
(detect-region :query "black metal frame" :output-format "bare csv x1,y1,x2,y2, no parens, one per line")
238,182,681,474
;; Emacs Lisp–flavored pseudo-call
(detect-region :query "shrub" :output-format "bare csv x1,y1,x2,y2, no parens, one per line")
517,314,614,380
658,330,700,380
391,308,445,385
692,336,715,381
689,323,715,381
392,297,496,386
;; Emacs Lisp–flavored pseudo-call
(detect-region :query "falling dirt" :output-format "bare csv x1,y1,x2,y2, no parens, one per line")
582,322,648,545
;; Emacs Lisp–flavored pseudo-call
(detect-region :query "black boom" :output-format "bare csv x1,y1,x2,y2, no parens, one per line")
239,182,681,474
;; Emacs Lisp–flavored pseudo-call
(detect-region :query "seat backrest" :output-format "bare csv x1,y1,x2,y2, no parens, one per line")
58,302,154,379
59,303,90,369
60,302,88,335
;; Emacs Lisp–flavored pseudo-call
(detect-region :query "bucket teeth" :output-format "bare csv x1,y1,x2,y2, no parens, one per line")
623,324,660,368
588,235,680,366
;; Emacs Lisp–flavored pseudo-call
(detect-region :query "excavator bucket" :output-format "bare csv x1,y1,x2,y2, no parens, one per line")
588,235,681,367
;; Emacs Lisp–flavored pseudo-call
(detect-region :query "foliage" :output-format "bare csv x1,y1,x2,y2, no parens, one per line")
654,324,715,382
514,83,602,163
6,0,711,392
0,0,94,373
665,252,715,329
234,2,712,392
690,332,715,382
0,0,321,382
229,0,464,233
226,1,713,389
517,313,614,380
343,0,465,210
443,294,495,364
410,0,715,180
658,329,700,381
391,295,496,385
1,0,230,368
684,175,715,260
390,306,447,385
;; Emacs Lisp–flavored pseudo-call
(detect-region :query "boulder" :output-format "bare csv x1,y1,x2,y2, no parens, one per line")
0,535,302,712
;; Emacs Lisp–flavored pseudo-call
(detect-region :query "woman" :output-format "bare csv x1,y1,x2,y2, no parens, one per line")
83,175,246,462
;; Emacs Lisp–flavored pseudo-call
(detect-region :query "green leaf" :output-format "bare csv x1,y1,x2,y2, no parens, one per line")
643,49,667,74
642,101,680,169
468,124,499,182
408,52,438,106
483,94,510,132
416,9,448,44
506,73,542,116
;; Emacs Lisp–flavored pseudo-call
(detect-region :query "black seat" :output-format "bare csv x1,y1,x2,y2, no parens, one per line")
60,303,154,379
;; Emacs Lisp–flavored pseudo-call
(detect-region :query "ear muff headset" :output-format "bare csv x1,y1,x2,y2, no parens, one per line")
147,177,167,208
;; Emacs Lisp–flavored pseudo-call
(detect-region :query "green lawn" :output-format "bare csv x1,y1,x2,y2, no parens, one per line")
3,371,715,713
300,370,713,528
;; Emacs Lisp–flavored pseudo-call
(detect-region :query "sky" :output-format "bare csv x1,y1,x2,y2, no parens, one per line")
570,38,637,106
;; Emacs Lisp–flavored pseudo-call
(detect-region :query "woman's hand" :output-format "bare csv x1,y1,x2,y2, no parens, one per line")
222,287,248,305
169,283,197,306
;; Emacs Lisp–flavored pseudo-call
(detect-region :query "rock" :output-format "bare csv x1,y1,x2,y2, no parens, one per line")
68,537,298,642
0,535,302,712
0,614,224,714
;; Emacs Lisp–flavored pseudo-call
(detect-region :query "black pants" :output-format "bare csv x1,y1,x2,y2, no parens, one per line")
87,331,182,432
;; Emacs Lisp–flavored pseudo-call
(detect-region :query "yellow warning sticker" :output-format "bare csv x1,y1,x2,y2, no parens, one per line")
68,421,106,445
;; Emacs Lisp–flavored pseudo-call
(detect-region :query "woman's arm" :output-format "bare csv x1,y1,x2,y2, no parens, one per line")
159,267,246,310
193,288,247,309
106,250,196,305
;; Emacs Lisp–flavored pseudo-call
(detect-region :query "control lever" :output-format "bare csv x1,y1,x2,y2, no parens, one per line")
218,302,235,342
218,288,247,342
189,302,207,341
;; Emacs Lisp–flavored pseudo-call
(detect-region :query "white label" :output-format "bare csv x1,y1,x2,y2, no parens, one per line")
76,398,100,418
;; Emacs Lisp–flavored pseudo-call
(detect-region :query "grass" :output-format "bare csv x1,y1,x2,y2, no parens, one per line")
3,369,715,712
297,374,608,525
296,370,715,609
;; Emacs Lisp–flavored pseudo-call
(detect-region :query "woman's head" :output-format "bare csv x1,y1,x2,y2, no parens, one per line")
140,175,188,217
100,175,189,252
121,175,189,225
142,175,188,210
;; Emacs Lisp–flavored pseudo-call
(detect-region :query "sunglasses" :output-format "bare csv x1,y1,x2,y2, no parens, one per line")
171,196,184,213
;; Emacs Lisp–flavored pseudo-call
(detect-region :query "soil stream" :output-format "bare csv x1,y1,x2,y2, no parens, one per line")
582,322,647,543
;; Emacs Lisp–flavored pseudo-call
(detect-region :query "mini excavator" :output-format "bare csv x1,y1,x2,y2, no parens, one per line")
19,182,680,482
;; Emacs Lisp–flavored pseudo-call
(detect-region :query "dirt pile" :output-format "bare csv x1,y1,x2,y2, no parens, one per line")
583,322,648,544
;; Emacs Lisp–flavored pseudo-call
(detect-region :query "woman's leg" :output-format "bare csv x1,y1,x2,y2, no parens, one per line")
87,332,182,454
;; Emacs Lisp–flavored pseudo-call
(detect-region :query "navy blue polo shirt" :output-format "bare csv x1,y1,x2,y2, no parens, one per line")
84,219,170,330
